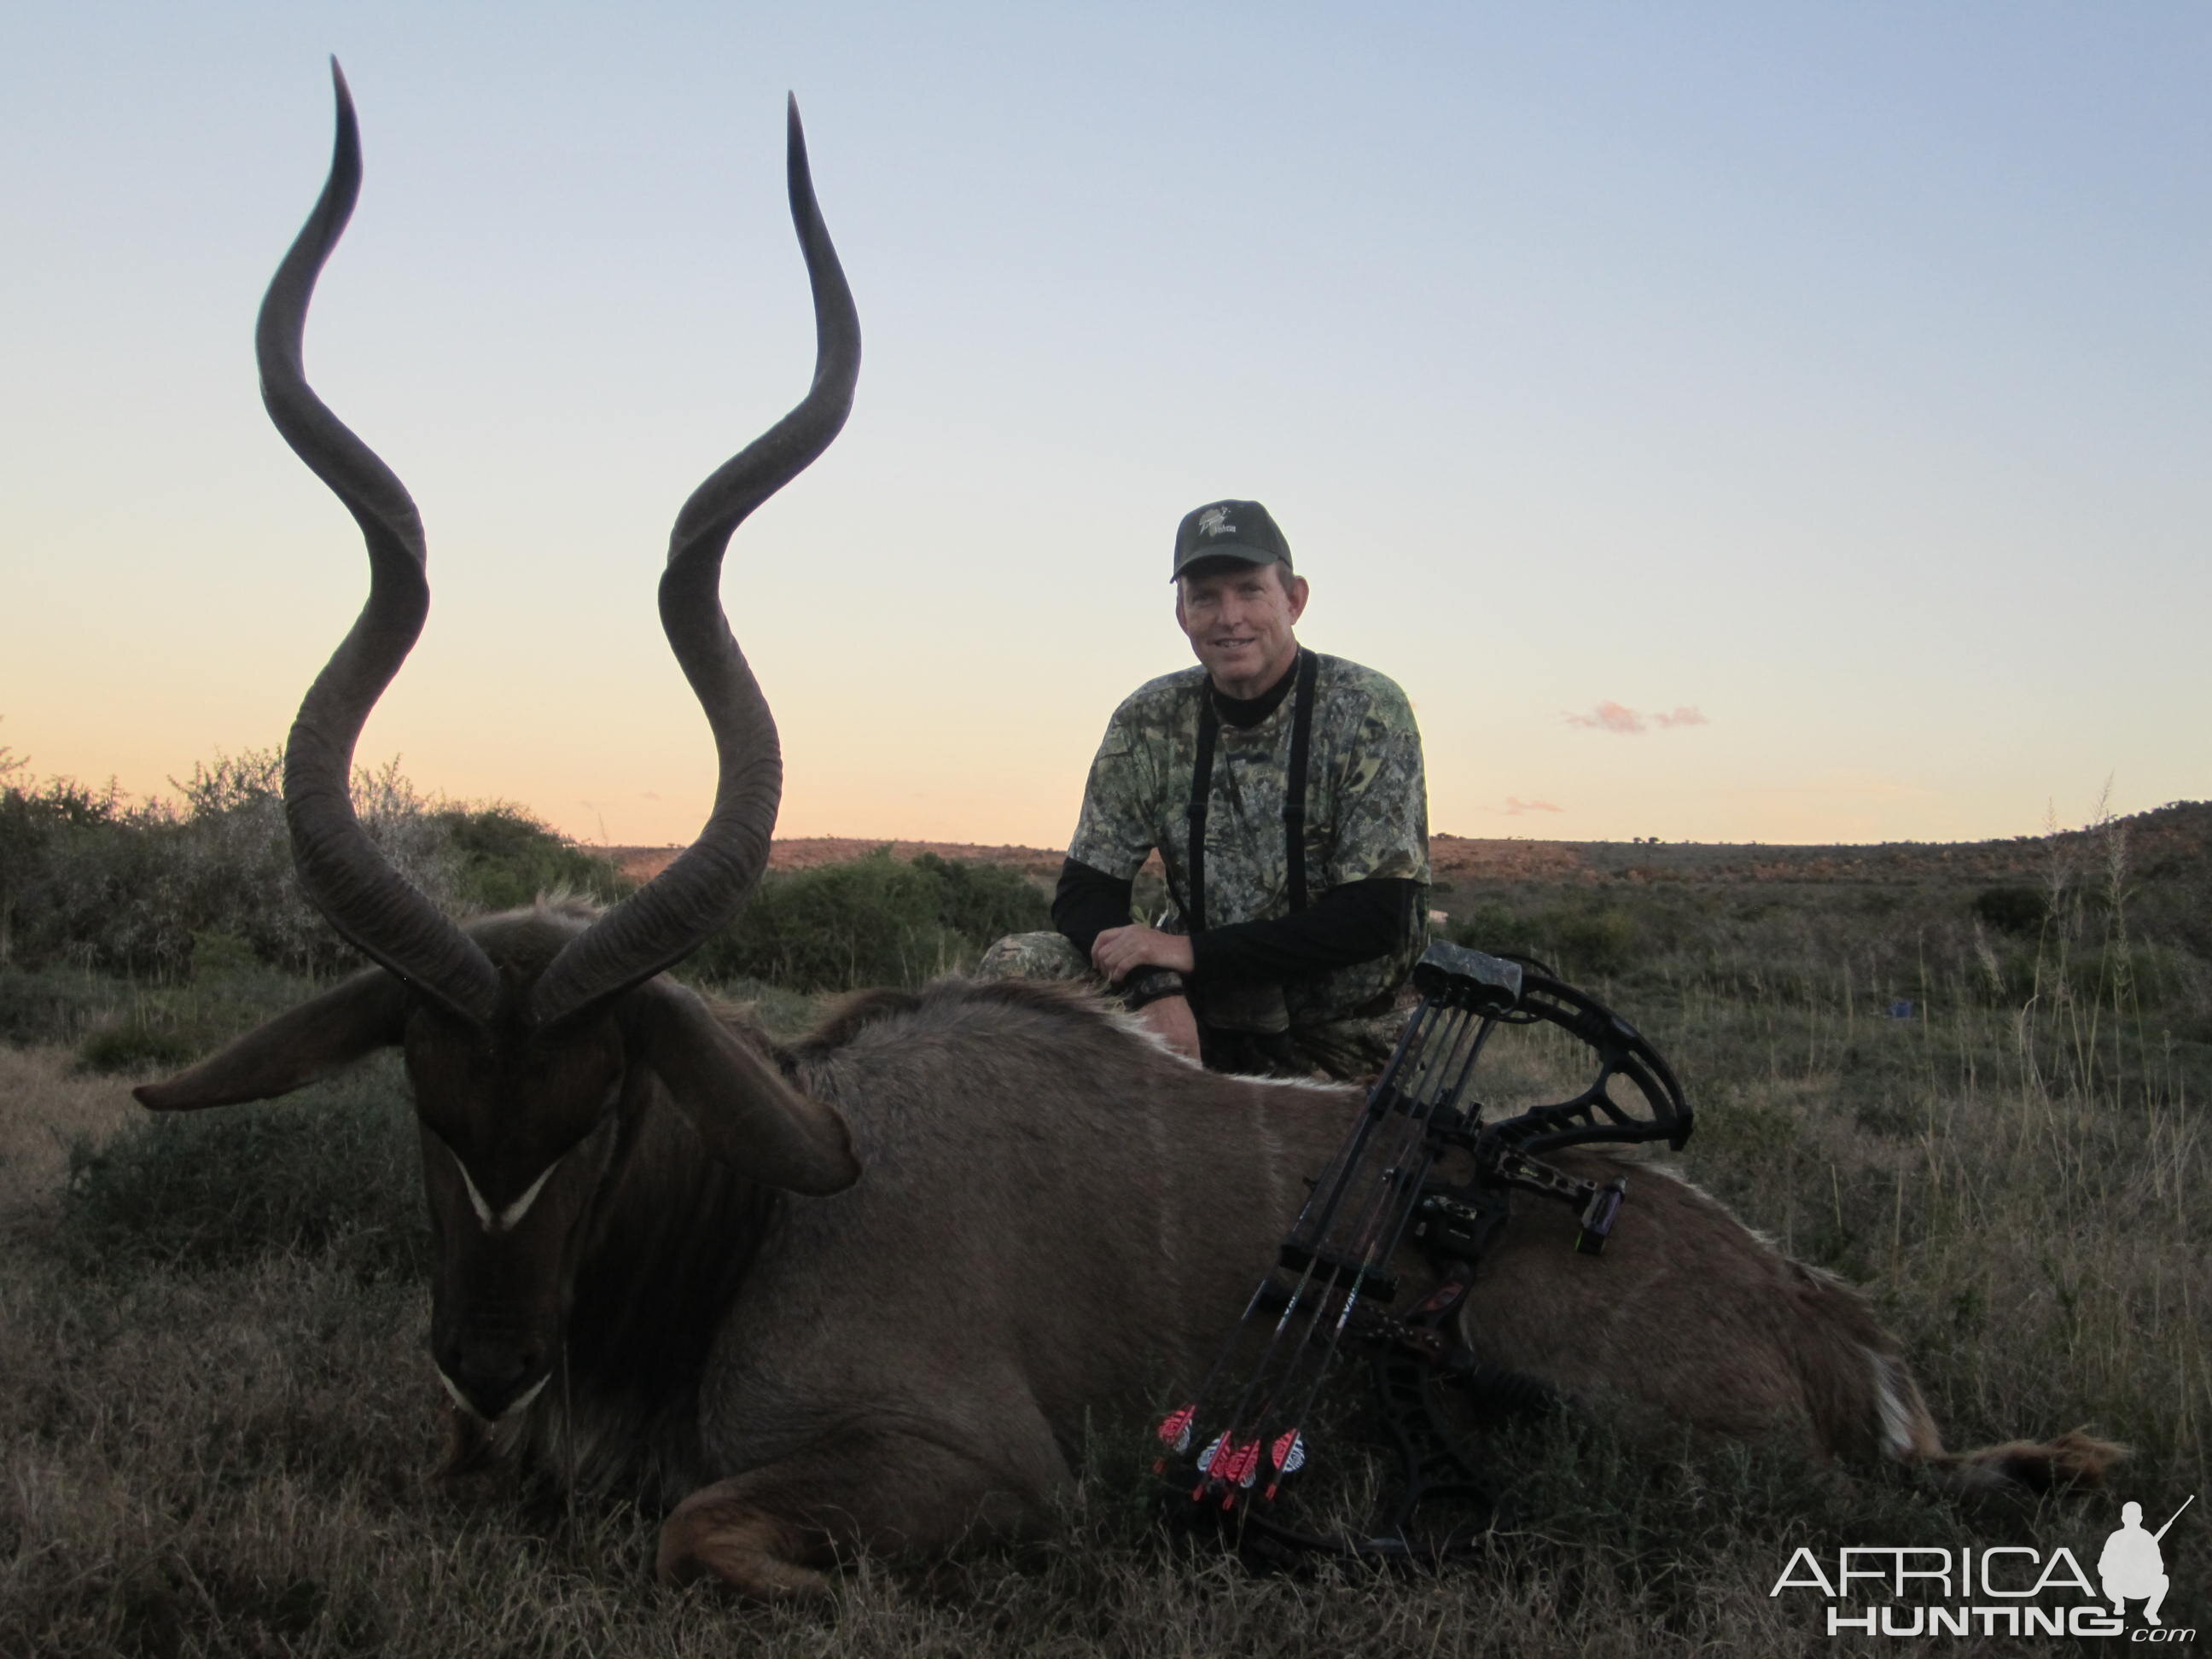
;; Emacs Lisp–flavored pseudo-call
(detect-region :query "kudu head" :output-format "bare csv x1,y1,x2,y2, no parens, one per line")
133,63,861,1422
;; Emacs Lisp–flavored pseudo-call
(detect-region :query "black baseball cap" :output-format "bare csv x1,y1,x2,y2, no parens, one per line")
1170,498,1293,581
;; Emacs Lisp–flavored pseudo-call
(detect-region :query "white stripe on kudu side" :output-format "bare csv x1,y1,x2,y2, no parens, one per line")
452,1146,559,1234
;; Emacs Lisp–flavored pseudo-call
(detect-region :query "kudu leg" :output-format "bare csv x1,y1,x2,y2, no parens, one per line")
657,1493,834,1600
659,1409,1071,1599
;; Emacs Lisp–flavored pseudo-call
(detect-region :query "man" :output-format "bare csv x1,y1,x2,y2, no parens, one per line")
984,498,1429,1078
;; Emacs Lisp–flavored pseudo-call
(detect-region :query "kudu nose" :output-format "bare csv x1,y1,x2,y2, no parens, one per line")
440,1333,545,1420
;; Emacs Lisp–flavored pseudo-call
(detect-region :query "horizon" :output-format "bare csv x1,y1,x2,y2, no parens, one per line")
8,725,2188,859
5,5,2206,850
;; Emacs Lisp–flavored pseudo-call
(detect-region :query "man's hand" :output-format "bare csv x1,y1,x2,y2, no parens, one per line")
1137,993,1202,1061
1091,921,1196,981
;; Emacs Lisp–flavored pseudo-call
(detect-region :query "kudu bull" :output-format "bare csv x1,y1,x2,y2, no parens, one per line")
137,69,2116,1599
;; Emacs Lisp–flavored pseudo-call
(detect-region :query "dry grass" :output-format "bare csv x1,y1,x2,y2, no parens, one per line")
0,1045,135,1224
2,887,2205,1655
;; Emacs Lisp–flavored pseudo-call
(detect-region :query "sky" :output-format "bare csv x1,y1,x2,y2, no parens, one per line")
3,2,2205,851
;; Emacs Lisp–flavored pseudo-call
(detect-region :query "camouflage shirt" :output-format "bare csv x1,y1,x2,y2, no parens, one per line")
1068,652,1429,1027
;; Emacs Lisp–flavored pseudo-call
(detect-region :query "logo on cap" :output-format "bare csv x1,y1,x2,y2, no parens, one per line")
1196,506,1238,538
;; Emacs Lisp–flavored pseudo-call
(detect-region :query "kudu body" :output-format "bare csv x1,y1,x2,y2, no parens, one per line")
139,72,2116,1600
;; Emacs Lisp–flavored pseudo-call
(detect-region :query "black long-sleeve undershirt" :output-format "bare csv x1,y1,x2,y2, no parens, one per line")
1054,653,1420,989
1051,858,1420,983
1051,859,1143,959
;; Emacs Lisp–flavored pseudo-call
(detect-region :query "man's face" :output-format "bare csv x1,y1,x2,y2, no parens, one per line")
1175,561,1310,699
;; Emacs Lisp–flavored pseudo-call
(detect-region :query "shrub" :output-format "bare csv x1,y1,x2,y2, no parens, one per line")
0,746,624,983
436,804,631,912
161,751,459,975
76,1018,205,1075
73,931,319,1075
0,752,451,979
1447,900,1527,958
0,775,144,968
60,1055,425,1282
688,849,1049,993
910,851,1050,942
1452,898,1639,980
1549,905,1639,977
1972,883,2047,936
690,850,960,991
0,963,128,1046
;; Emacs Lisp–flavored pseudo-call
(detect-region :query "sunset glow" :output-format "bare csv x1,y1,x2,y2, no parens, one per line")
5,4,2204,851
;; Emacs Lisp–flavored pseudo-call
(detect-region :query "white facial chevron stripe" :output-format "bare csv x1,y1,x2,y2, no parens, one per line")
497,1164,557,1231
451,1144,558,1234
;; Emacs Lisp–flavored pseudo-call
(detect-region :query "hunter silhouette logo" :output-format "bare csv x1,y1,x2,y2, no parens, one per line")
1768,1494,2197,1639
1196,506,1237,538
2101,1495,2191,1627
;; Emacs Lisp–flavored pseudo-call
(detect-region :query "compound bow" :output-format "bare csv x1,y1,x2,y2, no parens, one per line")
1155,940,1693,1562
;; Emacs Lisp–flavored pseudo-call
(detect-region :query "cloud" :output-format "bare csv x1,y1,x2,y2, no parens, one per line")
1565,701,1645,734
1501,796,1564,815
1565,701,1708,734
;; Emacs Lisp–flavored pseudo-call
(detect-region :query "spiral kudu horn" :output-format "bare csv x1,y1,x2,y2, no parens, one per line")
262,61,501,1026
264,70,859,1032
531,96,861,1029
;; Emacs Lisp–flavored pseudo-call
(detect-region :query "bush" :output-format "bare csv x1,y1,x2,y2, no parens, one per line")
689,849,1049,993
73,931,320,1075
1450,897,1639,980
60,1055,426,1282
0,746,625,985
0,776,148,969
690,850,961,991
436,805,630,912
0,752,452,979
76,1019,205,1075
1448,900,1525,957
910,851,1051,942
1972,883,2047,935
1549,905,1639,977
0,963,128,1046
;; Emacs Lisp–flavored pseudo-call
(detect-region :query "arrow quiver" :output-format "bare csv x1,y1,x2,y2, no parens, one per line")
1156,940,1693,1562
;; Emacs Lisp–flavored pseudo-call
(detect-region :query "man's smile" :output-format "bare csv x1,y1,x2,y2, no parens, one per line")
1174,556,1308,701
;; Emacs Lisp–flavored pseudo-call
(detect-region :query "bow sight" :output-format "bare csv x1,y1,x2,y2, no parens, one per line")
1155,940,1693,1562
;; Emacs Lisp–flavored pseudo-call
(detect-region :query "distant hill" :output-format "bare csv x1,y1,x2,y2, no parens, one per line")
603,800,2209,891
606,838,1068,886
1435,798,2210,887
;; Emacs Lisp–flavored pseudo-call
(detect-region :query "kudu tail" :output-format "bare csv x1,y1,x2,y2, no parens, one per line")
1919,1429,2128,1496
1864,1348,2124,1494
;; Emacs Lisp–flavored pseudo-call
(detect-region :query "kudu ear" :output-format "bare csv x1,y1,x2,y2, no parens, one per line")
133,967,410,1111
629,981,859,1196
